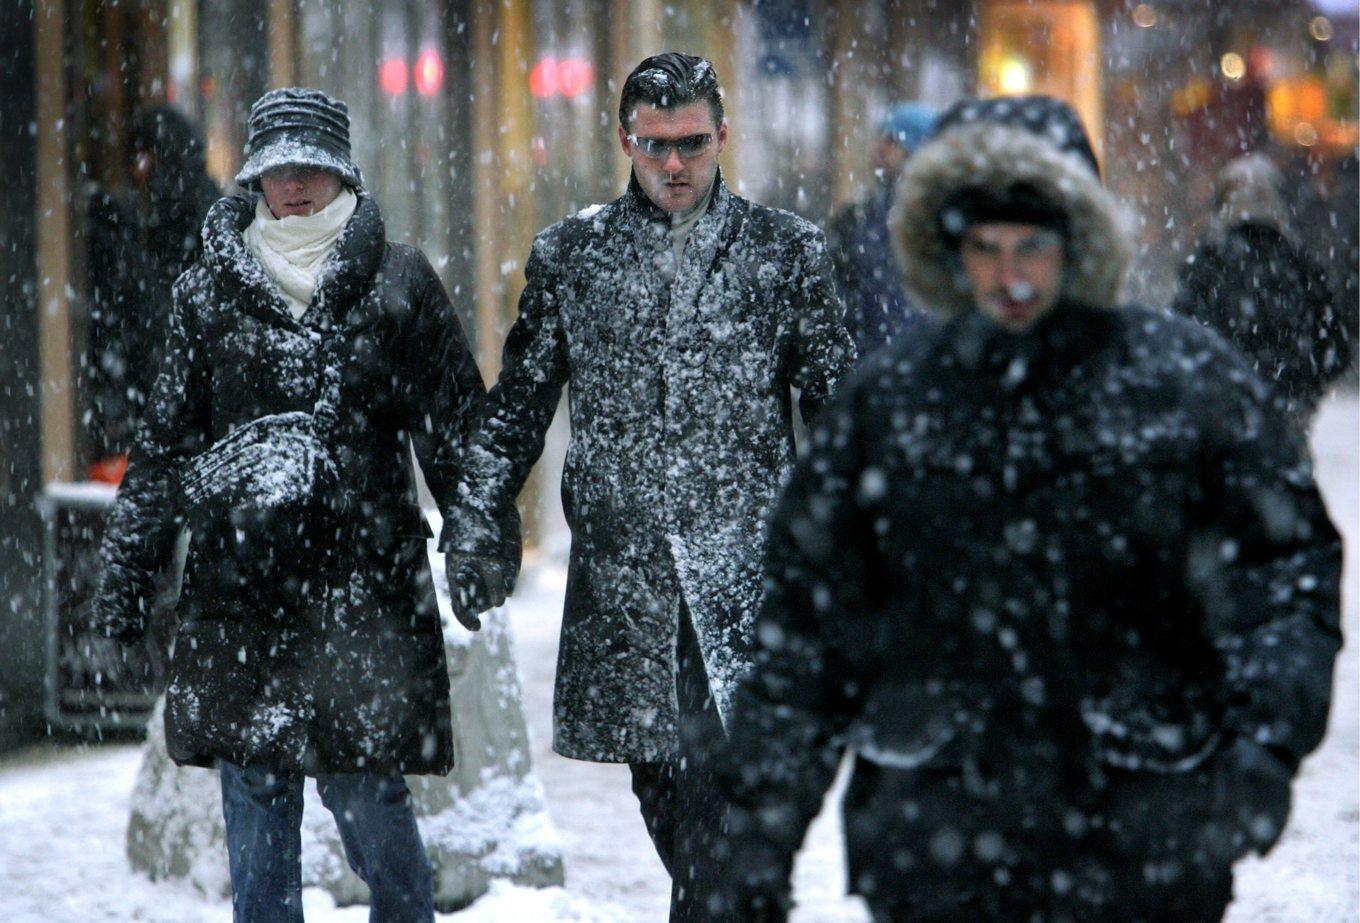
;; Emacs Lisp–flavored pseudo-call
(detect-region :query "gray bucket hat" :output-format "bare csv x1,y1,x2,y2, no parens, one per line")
235,87,363,190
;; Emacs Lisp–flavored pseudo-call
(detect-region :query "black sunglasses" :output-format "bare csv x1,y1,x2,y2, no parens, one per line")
627,133,714,160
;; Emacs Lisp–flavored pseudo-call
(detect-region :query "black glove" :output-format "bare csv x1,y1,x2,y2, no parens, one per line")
1213,737,1296,857
444,552,513,631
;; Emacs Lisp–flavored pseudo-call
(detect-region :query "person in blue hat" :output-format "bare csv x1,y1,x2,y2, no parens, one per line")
826,102,938,359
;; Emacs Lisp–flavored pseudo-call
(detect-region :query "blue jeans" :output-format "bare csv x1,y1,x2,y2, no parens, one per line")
219,762,435,923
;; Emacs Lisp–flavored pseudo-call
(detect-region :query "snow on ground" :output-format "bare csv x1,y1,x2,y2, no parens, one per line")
0,391,1356,922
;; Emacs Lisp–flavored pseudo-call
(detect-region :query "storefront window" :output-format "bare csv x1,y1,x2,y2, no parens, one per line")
979,0,1102,156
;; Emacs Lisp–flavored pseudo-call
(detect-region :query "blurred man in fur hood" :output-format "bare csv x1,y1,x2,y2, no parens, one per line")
715,96,1341,922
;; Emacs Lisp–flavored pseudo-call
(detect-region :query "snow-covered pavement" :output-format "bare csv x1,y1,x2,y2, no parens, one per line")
0,391,1355,922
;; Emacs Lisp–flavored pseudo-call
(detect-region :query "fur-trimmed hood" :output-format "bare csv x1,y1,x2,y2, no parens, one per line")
1211,153,1295,244
890,120,1134,317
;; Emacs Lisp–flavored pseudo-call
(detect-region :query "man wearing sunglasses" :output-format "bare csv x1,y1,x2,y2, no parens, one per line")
442,52,854,921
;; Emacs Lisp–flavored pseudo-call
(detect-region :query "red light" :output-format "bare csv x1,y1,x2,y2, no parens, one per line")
530,56,595,99
530,57,559,99
557,58,594,98
379,58,408,96
415,49,444,96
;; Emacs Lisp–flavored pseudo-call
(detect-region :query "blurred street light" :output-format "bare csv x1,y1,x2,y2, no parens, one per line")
1220,52,1246,81
998,55,1033,94
415,50,444,97
379,58,408,97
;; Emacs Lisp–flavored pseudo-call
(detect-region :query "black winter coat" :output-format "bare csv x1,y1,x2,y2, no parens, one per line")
94,192,493,775
86,108,222,458
826,177,933,359
1173,221,1351,423
722,303,1342,909
444,173,855,762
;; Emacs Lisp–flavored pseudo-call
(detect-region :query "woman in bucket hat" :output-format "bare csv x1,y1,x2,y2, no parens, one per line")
94,87,512,922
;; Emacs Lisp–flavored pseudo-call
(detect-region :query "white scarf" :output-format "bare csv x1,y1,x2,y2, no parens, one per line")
244,188,358,319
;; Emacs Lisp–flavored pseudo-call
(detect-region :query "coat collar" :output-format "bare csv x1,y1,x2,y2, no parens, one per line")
201,191,386,333
667,174,734,330
941,301,1122,394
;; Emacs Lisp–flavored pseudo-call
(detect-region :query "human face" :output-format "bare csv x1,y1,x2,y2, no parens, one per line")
959,222,1065,333
259,165,344,218
870,135,908,177
618,101,727,215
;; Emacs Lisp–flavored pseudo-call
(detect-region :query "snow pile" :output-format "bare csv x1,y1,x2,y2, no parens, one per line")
419,770,562,877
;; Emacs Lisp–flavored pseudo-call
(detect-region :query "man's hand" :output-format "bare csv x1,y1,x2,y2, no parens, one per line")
444,552,514,631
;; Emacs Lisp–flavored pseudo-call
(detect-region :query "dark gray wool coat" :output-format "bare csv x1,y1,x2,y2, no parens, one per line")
720,115,1342,916
444,172,855,762
94,192,494,775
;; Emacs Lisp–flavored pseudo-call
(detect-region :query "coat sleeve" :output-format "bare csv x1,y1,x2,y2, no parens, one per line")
784,227,856,425
718,379,881,901
92,283,211,641
1170,244,1207,320
1196,359,1343,769
401,250,497,531
438,231,570,566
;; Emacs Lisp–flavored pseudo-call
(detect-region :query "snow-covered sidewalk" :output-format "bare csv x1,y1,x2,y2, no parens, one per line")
0,392,1355,922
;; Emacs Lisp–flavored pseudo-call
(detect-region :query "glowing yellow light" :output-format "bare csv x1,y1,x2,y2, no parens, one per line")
998,56,1033,95
1132,4,1158,28
1294,122,1319,146
1220,52,1246,81
1310,17,1334,42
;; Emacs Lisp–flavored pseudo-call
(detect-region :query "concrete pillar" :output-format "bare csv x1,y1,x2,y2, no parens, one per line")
268,0,297,89
34,0,73,485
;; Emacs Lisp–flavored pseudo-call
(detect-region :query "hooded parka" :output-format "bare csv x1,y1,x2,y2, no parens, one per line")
443,172,855,762
1173,154,1353,425
719,99,1343,920
94,192,495,775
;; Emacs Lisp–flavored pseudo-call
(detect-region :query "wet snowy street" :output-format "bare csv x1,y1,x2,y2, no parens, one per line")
0,390,1355,922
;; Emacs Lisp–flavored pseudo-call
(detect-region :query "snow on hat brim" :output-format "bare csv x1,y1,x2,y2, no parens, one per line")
236,88,362,190
235,131,363,190
890,121,1134,317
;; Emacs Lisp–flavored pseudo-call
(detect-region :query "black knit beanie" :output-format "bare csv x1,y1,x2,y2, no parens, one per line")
929,95,1099,248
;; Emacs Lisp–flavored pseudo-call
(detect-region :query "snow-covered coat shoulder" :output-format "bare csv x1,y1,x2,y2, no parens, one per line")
94,191,493,775
445,173,855,762
889,121,1135,315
